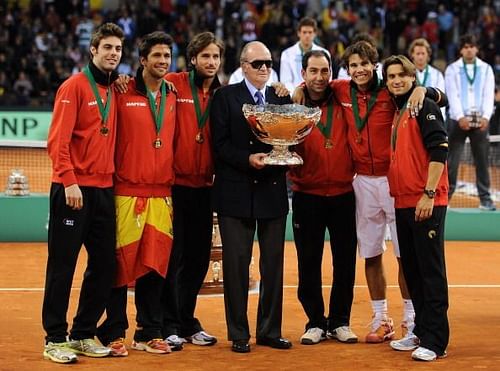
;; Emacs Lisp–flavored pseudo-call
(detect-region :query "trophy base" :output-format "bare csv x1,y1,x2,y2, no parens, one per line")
4,190,30,196
200,213,258,295
264,146,303,166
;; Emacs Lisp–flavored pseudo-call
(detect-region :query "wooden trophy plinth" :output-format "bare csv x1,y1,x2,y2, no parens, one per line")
200,213,257,295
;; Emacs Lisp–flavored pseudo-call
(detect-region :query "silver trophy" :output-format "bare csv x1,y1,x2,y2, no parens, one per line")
467,107,481,128
243,103,321,165
5,169,30,196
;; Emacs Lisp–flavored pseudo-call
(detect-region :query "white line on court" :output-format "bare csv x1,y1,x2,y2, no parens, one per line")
1,284,500,292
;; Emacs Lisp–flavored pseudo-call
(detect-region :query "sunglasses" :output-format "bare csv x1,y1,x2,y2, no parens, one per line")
246,60,273,69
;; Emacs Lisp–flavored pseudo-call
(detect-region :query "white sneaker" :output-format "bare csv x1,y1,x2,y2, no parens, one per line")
186,331,217,346
300,327,326,345
327,326,358,343
412,346,447,361
390,332,419,351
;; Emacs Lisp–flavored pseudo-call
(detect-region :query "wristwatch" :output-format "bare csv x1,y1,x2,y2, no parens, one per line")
424,189,436,199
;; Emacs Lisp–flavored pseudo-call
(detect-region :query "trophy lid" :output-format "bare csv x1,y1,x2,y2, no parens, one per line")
242,103,321,117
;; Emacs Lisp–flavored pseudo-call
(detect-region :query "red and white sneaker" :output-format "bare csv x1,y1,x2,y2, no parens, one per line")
131,338,171,354
365,317,395,343
108,338,128,357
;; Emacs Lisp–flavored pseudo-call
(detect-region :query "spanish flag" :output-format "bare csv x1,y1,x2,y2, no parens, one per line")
114,196,173,287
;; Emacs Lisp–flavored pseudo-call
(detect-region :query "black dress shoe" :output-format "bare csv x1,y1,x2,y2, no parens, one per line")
256,337,292,349
231,340,250,353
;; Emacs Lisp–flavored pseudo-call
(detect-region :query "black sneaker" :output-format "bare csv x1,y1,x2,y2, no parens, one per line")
165,335,185,351
479,200,496,211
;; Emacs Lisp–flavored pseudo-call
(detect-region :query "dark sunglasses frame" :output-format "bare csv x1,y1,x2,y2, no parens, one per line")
246,60,273,69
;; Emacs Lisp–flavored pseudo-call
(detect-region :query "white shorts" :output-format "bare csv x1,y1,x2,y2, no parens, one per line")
352,175,400,258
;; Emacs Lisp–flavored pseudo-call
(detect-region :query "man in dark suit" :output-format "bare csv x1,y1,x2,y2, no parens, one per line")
210,41,292,353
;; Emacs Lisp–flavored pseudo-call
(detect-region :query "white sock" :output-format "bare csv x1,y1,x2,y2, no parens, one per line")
403,299,415,323
371,299,388,320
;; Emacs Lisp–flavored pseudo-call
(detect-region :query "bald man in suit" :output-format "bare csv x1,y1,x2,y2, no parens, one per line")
210,41,292,353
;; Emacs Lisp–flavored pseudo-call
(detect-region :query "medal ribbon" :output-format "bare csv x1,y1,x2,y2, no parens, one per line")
298,43,312,57
351,77,380,132
462,57,477,85
83,65,111,124
391,103,408,151
416,65,429,86
146,80,166,135
317,103,334,139
189,70,211,130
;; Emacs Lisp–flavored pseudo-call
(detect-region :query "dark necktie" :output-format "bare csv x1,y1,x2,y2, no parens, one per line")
254,90,264,105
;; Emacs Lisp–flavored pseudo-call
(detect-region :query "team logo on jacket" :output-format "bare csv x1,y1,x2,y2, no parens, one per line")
63,218,75,226
88,98,105,106
426,113,437,121
126,101,147,107
428,229,437,239
177,98,194,104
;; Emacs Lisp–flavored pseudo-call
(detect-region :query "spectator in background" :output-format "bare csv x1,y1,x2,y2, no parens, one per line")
75,15,94,53
408,38,446,118
409,38,445,91
445,34,496,211
34,66,52,106
437,4,455,61
403,16,422,52
280,17,330,92
13,71,33,105
117,7,136,48
0,71,13,105
421,12,440,57
241,11,258,43
1,0,499,110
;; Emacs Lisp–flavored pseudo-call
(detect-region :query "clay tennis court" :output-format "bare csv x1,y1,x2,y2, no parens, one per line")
1,240,499,370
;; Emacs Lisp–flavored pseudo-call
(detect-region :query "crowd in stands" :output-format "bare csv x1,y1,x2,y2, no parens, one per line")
0,0,499,108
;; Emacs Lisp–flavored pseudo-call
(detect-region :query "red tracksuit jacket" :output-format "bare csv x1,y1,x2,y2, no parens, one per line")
47,63,118,187
166,71,220,187
289,92,354,196
114,70,177,197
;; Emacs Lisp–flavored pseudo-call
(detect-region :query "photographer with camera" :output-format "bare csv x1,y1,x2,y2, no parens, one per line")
445,34,496,210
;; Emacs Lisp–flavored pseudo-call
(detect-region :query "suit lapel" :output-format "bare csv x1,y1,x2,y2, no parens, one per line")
265,86,277,104
236,80,256,107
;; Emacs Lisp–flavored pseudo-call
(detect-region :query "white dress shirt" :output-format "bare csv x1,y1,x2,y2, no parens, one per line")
445,56,495,121
279,42,330,92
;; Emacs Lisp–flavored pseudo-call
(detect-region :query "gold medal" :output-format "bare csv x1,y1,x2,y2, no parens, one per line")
324,138,333,149
195,131,204,144
100,126,109,136
153,138,162,148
